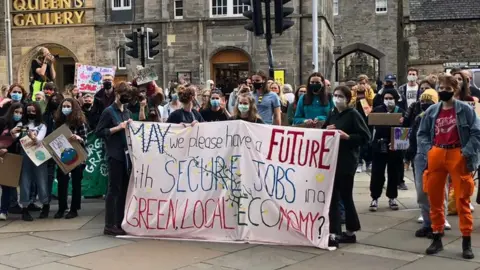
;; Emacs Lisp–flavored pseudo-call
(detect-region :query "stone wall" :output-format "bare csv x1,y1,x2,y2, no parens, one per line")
0,6,6,86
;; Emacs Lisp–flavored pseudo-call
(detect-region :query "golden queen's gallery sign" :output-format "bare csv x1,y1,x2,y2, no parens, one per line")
12,0,86,27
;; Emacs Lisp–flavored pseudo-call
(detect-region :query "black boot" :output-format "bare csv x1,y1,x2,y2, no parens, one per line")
65,210,78,219
21,208,33,222
54,209,66,219
462,236,475,259
39,204,50,219
426,233,443,255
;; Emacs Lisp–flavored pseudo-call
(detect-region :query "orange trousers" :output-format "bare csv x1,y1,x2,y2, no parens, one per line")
423,146,475,236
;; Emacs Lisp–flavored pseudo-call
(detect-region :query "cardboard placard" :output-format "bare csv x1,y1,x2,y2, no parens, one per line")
360,99,372,116
20,136,52,166
293,121,324,129
390,127,411,150
368,113,403,126
136,66,158,85
42,125,88,174
0,153,23,187
75,63,116,93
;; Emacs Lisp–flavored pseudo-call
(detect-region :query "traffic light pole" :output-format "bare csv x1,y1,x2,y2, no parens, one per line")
264,0,275,79
140,28,146,67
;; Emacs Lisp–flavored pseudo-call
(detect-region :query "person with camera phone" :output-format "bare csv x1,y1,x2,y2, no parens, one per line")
369,88,406,212
31,47,56,98
126,87,147,121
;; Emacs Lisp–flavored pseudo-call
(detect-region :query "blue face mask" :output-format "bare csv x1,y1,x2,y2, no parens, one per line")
62,108,72,116
12,114,22,122
171,94,178,101
210,99,220,108
11,93,22,102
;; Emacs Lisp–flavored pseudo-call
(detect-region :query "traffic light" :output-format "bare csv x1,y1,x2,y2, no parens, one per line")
125,32,138,58
146,28,160,59
242,0,264,36
274,0,294,35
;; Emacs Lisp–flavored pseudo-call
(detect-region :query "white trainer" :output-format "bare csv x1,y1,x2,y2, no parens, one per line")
445,220,452,230
417,215,423,223
0,213,7,221
356,166,363,173
470,203,475,212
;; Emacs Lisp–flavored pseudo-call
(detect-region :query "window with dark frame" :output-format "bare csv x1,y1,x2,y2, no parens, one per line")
117,47,126,69
174,0,183,19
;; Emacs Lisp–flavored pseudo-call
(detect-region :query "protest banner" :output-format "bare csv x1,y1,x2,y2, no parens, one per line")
122,121,340,249
75,64,116,93
136,66,158,85
390,127,411,150
20,136,52,166
82,133,108,196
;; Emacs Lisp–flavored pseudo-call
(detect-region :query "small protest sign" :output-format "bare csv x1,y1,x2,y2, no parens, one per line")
20,136,51,166
390,127,411,150
75,64,116,93
136,66,158,85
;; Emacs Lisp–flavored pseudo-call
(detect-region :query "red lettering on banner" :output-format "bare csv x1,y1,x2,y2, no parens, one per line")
266,128,335,169
278,206,320,241
79,83,97,92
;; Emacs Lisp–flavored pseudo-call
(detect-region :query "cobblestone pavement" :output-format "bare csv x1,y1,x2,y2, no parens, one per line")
0,171,479,270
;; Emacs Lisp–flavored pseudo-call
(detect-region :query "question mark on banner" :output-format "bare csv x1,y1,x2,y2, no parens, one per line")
317,216,325,239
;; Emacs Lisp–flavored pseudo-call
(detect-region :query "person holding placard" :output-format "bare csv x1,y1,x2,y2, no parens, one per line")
0,103,24,220
323,86,371,247
13,102,48,221
369,88,406,212
95,82,133,236
417,74,480,259
232,93,264,124
53,98,89,219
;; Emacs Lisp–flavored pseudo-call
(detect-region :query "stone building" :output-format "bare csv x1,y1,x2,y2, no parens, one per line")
333,0,404,83
404,0,480,81
0,0,335,93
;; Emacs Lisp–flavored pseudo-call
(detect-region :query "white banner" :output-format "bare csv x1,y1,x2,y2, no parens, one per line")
122,121,340,249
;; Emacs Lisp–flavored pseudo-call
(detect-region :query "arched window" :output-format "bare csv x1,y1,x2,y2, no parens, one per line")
117,47,126,70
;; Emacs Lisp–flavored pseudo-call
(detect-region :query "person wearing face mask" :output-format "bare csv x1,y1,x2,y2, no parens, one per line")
10,102,48,221
95,82,134,236
233,93,264,123
451,71,475,102
373,74,407,111
161,87,181,122
369,88,406,212
397,68,421,108
294,72,333,126
287,85,307,125
34,91,47,113
42,82,57,99
92,74,115,118
81,93,98,130
323,86,371,247
417,74,480,259
251,71,281,125
0,84,27,117
53,98,89,219
166,85,204,125
200,90,230,122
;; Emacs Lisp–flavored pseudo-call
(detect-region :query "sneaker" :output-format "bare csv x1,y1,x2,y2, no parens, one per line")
356,165,363,173
338,232,357,244
398,183,408,190
426,233,443,255
8,204,22,215
415,227,433,238
0,213,7,221
21,208,33,222
445,220,451,230
328,237,339,248
365,164,372,172
389,199,399,210
369,200,378,212
417,215,424,224
27,203,41,212
470,203,475,212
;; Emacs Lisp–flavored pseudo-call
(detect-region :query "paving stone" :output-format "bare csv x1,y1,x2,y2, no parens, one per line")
33,229,103,243
174,240,255,253
395,256,480,270
204,246,316,270
40,236,132,257
0,216,94,233
0,233,24,239
280,251,409,270
60,240,226,270
79,212,105,230
0,249,66,269
0,235,60,256
393,218,463,237
439,236,480,263
23,262,86,270
360,229,459,254
364,209,421,219
357,214,409,233
177,263,238,270
341,244,424,262
0,264,15,270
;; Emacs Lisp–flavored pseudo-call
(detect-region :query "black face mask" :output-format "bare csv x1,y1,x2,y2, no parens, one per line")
49,103,59,111
27,114,36,120
120,94,131,104
309,84,324,93
253,82,263,90
83,103,92,109
438,91,454,102
421,103,432,112
103,81,112,90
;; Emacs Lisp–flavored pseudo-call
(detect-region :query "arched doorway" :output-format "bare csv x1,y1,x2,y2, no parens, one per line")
335,43,385,83
210,48,251,97
17,43,78,93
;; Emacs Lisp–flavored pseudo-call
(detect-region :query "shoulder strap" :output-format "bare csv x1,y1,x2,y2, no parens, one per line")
108,105,122,124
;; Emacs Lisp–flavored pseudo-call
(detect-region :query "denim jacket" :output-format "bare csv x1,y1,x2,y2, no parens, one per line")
417,100,480,172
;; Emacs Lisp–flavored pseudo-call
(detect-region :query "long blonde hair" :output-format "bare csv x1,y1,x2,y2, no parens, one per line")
234,93,261,122
270,82,288,106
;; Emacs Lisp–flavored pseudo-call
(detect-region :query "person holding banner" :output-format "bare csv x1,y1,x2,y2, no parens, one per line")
252,70,281,125
0,103,24,220
200,90,231,122
324,86,371,247
31,47,56,98
53,98,89,219
167,85,204,125
232,93,264,123
13,102,49,221
417,74,480,259
95,82,133,236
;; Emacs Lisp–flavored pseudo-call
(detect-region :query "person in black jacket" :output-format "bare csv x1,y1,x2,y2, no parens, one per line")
323,86,371,247
369,88,406,212
167,85,204,125
82,93,99,130
373,74,407,111
91,74,115,124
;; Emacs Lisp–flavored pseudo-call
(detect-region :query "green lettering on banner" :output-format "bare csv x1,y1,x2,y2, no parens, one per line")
52,132,108,197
